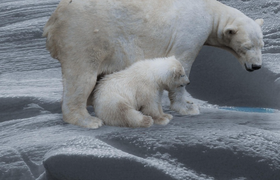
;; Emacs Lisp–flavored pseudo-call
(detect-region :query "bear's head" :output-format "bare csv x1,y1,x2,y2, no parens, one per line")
164,57,190,90
222,18,264,72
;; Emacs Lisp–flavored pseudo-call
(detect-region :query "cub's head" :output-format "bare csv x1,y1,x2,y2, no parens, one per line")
163,57,190,90
223,18,264,72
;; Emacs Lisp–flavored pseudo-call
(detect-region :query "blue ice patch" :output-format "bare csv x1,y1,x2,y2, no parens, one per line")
220,107,278,113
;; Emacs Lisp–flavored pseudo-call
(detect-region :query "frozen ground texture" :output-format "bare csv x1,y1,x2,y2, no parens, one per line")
1,109,280,180
0,0,280,180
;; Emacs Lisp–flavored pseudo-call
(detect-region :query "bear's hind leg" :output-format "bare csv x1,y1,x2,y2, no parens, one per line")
61,61,103,129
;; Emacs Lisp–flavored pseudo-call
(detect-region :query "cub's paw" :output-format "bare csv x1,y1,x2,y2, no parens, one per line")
154,117,170,126
140,116,154,128
76,116,103,129
163,113,173,120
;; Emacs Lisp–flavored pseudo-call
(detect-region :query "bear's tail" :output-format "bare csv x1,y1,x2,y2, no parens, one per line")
43,8,61,60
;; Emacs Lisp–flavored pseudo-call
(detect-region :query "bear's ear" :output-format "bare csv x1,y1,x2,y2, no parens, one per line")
223,25,238,37
255,19,264,27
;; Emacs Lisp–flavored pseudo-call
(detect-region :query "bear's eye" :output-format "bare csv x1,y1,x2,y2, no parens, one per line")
242,44,253,51
244,46,252,50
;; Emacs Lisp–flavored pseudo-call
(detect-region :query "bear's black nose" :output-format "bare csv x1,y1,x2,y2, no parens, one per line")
252,64,261,70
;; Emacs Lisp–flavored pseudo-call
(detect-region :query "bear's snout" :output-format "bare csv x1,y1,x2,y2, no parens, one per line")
245,64,262,72
252,64,261,70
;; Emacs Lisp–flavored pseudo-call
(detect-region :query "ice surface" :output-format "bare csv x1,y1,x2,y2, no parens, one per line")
0,68,62,102
0,0,280,179
0,147,35,180
98,109,280,179
1,108,280,180
42,138,212,180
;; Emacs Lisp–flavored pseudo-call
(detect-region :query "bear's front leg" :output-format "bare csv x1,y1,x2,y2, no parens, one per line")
169,86,200,115
61,61,103,129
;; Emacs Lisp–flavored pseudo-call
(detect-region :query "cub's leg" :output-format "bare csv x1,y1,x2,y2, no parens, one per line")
118,102,154,128
158,104,173,121
156,103,173,125
61,60,103,129
141,102,171,126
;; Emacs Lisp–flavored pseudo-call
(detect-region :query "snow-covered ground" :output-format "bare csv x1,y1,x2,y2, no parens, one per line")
0,0,280,180
1,106,280,180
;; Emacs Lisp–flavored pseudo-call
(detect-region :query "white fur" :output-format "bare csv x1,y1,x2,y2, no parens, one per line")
93,56,189,127
43,0,264,128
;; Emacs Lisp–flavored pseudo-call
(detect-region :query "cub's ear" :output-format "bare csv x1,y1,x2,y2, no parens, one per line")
171,67,179,79
171,67,177,78
223,25,238,37
255,19,264,27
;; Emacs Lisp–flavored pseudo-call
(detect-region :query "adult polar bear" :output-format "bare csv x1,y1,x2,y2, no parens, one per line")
43,0,264,128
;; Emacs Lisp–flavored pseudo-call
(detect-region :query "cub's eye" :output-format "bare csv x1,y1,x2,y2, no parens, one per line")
180,75,185,77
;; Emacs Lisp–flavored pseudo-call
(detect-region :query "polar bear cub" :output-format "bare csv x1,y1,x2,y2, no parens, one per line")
92,56,190,128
